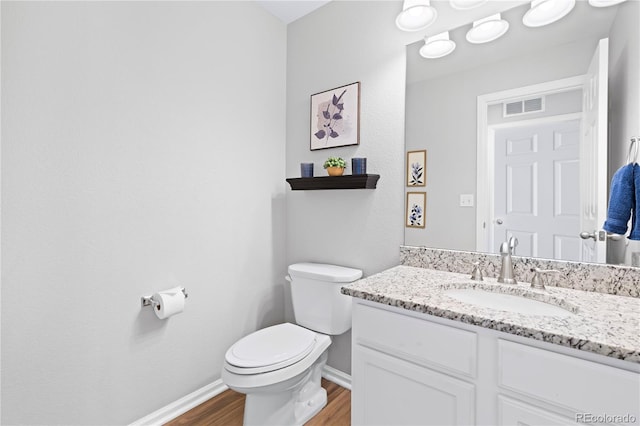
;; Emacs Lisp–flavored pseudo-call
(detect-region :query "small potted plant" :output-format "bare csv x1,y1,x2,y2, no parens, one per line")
323,157,347,176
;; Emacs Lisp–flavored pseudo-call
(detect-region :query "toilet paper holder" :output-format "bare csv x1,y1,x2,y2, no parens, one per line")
140,287,188,308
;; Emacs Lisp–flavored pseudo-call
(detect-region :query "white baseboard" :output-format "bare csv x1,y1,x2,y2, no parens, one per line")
129,379,228,426
322,365,352,390
129,366,352,425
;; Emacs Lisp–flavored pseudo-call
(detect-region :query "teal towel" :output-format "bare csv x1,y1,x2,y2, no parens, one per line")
603,164,635,235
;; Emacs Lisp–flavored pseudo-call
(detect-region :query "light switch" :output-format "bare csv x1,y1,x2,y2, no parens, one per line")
460,194,474,207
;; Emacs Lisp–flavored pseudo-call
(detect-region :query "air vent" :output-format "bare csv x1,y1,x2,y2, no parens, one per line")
505,101,523,115
503,96,545,117
524,97,543,112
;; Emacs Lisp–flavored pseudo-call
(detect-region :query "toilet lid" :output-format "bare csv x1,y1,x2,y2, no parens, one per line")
225,323,316,372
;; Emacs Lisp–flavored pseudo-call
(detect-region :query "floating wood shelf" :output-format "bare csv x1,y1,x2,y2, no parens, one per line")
286,174,380,190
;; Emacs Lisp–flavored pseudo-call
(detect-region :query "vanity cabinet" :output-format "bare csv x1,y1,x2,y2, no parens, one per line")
351,300,640,426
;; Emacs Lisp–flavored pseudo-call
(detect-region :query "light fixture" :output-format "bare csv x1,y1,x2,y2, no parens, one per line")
450,0,488,10
522,0,576,28
588,0,627,6
465,13,509,44
396,0,438,32
420,31,456,59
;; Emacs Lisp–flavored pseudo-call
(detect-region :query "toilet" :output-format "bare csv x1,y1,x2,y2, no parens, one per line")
222,262,362,426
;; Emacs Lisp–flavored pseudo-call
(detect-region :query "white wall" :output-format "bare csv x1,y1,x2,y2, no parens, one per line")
285,1,407,373
1,2,286,424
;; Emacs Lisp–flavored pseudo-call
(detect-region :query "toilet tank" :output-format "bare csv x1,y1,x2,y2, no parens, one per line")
288,263,362,335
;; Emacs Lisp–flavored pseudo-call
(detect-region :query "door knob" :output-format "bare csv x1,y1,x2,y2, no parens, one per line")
580,231,597,240
496,219,504,225
580,231,624,241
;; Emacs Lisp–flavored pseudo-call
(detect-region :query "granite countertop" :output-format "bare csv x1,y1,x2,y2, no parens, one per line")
341,265,640,363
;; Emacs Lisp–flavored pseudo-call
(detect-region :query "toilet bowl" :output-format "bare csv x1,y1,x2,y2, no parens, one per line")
222,323,331,425
221,263,362,426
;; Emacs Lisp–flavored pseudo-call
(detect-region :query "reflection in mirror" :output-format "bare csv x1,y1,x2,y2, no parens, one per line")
404,0,639,265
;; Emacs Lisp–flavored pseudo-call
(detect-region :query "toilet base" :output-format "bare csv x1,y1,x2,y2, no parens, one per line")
293,386,327,425
242,351,328,426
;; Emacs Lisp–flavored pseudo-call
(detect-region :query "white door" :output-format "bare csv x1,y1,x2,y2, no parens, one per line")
493,119,581,261
580,38,609,263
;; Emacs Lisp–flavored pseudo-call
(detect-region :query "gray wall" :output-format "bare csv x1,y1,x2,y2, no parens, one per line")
404,37,601,250
285,1,407,373
1,2,286,424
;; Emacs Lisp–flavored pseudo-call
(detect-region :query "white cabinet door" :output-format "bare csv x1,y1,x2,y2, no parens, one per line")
352,345,475,426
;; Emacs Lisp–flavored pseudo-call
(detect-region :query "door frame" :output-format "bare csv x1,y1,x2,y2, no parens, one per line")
476,75,585,253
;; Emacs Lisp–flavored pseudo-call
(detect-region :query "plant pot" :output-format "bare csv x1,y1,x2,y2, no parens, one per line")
326,166,345,176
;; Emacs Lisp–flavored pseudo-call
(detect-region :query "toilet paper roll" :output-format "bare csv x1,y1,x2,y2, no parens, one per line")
152,287,185,319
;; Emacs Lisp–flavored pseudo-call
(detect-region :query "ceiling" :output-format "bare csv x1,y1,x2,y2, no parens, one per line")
255,0,332,24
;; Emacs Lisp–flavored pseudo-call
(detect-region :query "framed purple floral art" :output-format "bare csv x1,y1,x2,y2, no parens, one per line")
310,82,360,151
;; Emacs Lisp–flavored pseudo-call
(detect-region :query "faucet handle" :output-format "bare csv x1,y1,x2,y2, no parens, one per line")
470,262,484,281
530,268,559,290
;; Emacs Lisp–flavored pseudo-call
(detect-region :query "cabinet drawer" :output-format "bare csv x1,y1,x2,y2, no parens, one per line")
498,339,640,420
498,395,579,425
353,302,477,377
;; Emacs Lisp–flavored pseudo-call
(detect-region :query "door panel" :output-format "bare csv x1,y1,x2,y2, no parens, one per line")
555,159,580,217
494,119,581,260
506,163,537,215
554,235,582,262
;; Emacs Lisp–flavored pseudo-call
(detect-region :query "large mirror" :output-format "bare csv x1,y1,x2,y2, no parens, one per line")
404,0,639,265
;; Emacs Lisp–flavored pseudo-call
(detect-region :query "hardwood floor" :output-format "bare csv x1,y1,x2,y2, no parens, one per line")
165,378,350,426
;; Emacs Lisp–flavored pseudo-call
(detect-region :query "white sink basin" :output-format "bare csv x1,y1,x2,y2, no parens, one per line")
445,288,575,317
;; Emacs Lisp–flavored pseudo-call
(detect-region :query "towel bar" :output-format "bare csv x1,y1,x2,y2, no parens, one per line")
627,136,639,164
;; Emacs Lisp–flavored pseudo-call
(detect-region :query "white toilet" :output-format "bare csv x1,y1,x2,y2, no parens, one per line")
222,262,362,426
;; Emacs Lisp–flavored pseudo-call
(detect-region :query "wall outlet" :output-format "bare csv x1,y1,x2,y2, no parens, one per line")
460,194,474,207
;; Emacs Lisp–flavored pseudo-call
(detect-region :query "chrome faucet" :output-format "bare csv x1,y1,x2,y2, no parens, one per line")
497,237,518,284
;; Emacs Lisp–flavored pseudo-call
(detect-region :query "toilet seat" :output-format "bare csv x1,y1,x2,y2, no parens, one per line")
225,323,317,375
222,333,332,392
